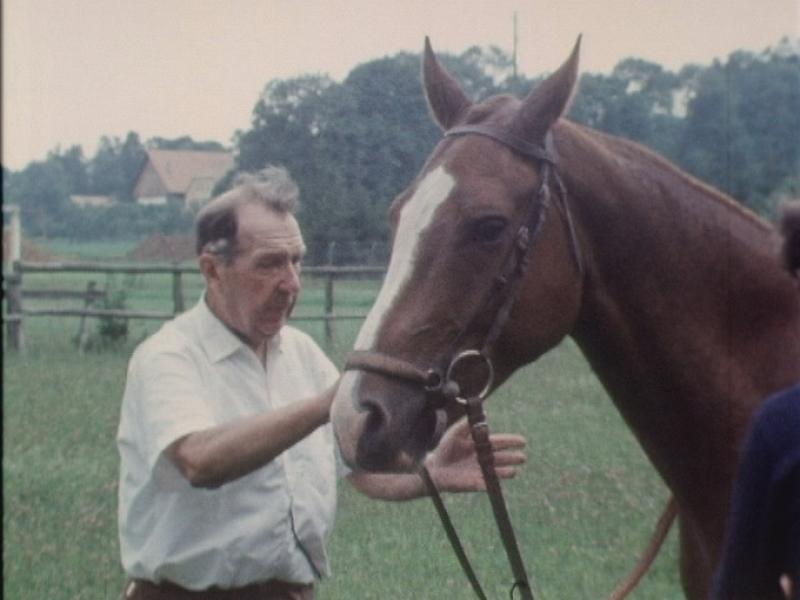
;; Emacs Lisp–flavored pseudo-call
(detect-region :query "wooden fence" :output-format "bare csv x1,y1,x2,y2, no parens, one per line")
3,261,385,352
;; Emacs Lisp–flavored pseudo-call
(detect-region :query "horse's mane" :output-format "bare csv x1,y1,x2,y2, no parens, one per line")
558,120,773,234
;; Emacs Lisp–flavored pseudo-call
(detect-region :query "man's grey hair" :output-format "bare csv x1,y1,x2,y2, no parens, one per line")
195,166,300,262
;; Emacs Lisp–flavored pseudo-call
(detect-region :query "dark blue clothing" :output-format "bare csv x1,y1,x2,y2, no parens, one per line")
713,384,800,600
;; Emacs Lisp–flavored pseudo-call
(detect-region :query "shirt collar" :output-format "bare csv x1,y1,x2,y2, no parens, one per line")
194,296,284,364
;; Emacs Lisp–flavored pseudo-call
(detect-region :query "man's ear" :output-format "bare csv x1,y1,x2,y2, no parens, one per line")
199,253,222,283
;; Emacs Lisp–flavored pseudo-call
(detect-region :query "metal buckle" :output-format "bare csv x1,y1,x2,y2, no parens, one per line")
424,368,444,392
445,349,494,404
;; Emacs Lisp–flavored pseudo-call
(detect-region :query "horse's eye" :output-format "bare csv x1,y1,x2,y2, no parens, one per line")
470,217,507,243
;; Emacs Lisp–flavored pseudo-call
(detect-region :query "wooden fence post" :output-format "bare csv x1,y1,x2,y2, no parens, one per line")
324,271,335,347
3,205,21,272
172,266,185,315
75,280,98,354
6,261,24,352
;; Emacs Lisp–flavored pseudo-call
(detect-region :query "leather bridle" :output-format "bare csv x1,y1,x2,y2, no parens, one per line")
344,124,584,599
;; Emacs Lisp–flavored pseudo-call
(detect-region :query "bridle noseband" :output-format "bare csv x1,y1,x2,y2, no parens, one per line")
343,125,584,600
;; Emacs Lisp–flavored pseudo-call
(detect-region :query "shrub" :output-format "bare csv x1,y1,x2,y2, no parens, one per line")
86,274,133,350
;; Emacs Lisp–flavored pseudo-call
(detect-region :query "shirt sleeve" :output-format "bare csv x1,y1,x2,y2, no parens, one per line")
127,345,217,486
295,332,349,478
317,350,353,478
308,339,340,391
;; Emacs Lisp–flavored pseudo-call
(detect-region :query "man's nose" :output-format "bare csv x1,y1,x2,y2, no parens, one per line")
278,262,301,293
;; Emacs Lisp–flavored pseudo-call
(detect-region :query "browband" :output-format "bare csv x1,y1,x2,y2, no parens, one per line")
444,125,556,164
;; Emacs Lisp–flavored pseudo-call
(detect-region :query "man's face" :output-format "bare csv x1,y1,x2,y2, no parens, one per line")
207,203,305,348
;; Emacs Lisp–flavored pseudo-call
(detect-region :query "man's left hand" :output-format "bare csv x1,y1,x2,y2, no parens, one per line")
424,417,526,493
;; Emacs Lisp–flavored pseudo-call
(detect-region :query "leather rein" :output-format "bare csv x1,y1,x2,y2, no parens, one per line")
345,125,584,599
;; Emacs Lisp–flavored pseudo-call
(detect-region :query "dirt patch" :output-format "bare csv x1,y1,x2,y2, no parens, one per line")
3,231,57,262
22,238,57,261
126,233,197,263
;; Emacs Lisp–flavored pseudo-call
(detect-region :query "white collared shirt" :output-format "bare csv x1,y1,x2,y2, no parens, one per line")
117,300,340,589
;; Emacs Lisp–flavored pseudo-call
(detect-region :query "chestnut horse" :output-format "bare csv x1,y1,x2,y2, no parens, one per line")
331,37,800,598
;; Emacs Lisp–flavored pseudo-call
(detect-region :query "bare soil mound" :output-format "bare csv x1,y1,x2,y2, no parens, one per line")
22,238,57,261
3,231,57,262
126,234,196,263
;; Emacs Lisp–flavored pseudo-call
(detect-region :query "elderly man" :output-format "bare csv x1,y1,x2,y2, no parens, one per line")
117,166,526,599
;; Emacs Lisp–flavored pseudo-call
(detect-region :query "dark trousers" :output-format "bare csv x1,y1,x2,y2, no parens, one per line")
123,579,314,600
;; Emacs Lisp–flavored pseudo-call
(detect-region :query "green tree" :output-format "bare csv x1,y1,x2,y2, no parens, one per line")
678,43,800,212
89,132,147,202
236,75,336,174
148,136,227,152
51,145,90,195
9,40,795,246
5,155,77,238
569,59,683,159
233,49,508,263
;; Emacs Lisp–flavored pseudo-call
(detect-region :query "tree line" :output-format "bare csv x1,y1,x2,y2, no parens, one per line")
3,38,798,264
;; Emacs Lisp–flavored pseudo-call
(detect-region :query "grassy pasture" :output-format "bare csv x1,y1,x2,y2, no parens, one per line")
3,263,683,599
27,237,144,262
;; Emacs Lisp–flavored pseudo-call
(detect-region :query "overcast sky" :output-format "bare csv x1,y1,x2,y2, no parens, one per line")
3,0,798,170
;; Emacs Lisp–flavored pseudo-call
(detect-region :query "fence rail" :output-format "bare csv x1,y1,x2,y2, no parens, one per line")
3,261,385,352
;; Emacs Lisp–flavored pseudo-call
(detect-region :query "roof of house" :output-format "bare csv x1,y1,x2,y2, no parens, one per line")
143,149,234,195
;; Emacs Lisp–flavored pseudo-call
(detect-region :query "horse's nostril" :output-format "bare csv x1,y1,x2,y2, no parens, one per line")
360,397,390,435
355,397,400,472
355,392,436,471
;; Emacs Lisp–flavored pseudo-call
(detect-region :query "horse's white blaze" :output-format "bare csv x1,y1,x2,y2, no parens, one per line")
355,166,455,350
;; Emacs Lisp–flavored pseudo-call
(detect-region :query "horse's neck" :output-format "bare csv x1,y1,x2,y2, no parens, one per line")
559,123,800,529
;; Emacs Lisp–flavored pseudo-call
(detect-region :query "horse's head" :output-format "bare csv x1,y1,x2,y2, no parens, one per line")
331,37,586,472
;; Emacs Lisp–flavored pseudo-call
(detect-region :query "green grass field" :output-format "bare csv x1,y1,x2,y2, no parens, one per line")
3,256,683,599
27,237,145,262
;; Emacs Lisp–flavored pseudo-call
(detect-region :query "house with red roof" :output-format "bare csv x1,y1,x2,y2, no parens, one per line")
133,149,234,208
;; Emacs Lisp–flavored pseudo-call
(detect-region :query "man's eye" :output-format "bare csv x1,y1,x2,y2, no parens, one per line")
257,258,282,270
470,217,507,243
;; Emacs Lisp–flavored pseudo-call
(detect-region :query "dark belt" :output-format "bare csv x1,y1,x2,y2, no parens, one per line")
124,578,314,600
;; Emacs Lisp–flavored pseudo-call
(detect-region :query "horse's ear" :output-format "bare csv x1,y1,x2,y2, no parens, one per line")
513,35,581,142
422,36,472,130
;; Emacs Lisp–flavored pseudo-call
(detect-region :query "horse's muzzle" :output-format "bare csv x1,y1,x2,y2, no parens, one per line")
331,371,445,472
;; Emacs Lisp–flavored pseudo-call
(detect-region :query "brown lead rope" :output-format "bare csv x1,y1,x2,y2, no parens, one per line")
418,465,490,600
420,395,535,600
465,395,535,600
421,394,676,600
608,497,678,600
